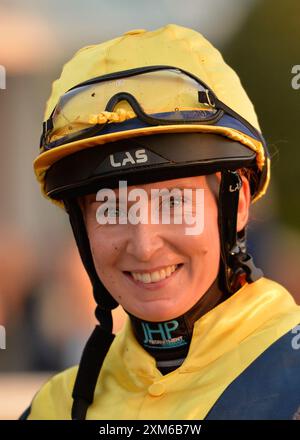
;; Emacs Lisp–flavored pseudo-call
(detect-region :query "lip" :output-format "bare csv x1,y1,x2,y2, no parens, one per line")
123,263,184,290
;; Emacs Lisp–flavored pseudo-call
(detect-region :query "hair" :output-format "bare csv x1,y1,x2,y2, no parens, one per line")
206,168,257,199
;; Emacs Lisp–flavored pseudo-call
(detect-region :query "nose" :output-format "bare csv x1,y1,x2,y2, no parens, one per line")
125,222,165,261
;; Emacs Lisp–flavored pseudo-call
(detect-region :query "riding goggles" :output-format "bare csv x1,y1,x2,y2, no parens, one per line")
40,65,265,152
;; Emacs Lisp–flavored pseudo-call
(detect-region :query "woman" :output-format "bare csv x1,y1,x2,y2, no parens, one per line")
22,24,300,420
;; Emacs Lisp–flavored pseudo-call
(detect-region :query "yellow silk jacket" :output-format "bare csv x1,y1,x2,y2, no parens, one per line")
26,277,300,420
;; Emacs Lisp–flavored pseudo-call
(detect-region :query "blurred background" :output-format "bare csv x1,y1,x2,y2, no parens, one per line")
0,0,299,419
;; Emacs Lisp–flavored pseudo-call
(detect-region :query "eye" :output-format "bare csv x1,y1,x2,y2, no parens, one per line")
105,206,127,218
170,196,183,207
162,196,183,208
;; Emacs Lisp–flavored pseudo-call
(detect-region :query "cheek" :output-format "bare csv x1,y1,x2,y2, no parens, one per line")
204,198,220,261
190,191,220,267
84,211,121,278
89,234,123,299
85,208,119,261
185,221,220,266
90,233,119,271
196,188,219,242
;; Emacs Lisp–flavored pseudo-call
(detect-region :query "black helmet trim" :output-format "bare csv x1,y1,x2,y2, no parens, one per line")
45,132,257,200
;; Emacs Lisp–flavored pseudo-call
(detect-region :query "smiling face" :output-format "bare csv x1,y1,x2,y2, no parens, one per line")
80,174,250,322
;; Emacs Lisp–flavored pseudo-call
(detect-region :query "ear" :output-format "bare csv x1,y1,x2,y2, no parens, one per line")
237,175,251,232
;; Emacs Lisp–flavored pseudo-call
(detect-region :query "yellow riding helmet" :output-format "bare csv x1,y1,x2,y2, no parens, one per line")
34,24,270,210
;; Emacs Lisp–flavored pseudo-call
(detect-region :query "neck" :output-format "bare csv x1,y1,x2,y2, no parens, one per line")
128,280,226,375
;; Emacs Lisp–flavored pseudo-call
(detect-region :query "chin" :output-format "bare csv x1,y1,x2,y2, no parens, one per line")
132,303,183,322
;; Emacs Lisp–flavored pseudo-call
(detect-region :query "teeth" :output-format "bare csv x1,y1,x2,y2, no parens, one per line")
159,269,167,280
131,264,179,283
151,271,161,282
165,266,172,277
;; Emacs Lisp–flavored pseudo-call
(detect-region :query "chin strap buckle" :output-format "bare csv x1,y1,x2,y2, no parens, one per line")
229,245,263,291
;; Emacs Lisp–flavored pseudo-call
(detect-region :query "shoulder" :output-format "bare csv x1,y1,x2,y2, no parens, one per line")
22,323,131,420
26,366,78,420
206,323,300,419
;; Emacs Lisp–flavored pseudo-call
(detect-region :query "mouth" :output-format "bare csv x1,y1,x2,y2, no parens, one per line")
123,263,184,288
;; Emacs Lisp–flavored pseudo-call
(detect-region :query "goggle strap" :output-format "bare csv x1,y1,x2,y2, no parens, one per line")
40,109,55,149
198,90,216,107
67,64,210,92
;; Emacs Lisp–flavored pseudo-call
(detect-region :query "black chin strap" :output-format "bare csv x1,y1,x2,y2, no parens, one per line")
63,199,118,420
218,170,263,294
71,315,115,420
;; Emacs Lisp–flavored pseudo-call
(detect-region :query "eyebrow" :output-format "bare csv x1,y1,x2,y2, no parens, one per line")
113,186,201,200
87,185,202,204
